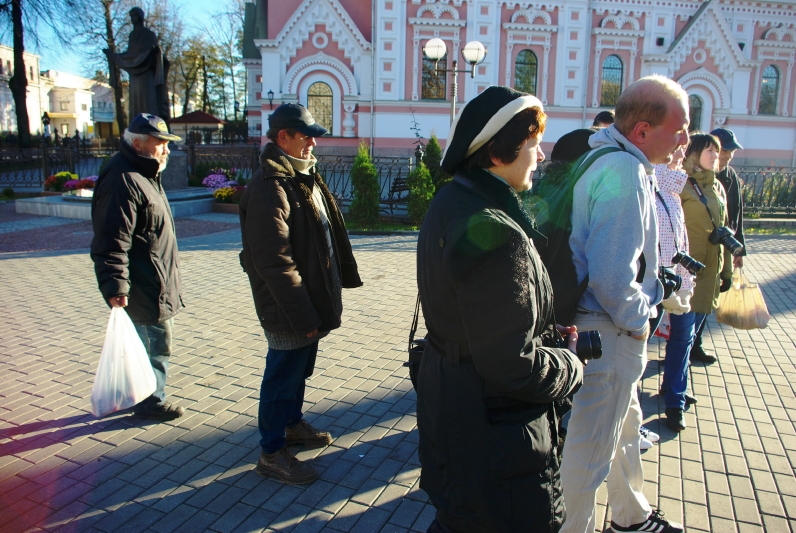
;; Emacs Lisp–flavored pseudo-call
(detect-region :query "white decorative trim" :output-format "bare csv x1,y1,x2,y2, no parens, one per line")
592,48,603,108
412,35,420,101
416,4,459,19
600,14,640,31
678,68,730,110
284,53,358,96
782,55,793,117
751,63,761,115
260,0,370,63
693,49,706,64
510,9,552,26
666,2,757,80
312,33,328,49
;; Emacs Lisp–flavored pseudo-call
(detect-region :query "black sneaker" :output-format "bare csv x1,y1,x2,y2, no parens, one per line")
665,408,686,431
134,402,185,420
611,509,683,532
690,346,716,364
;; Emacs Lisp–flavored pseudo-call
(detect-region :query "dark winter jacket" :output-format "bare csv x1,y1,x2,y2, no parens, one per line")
416,166,583,533
90,140,182,325
239,143,362,336
717,165,746,256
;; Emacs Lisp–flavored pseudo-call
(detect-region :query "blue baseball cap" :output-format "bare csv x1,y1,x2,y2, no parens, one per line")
709,128,743,151
128,113,182,141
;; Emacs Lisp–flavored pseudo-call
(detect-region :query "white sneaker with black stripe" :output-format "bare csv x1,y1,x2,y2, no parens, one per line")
611,509,683,532
640,425,660,443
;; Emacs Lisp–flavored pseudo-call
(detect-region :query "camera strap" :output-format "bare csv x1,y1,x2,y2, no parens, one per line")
688,178,718,230
654,189,683,254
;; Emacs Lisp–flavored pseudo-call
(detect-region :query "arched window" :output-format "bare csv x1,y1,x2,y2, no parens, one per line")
422,53,446,99
601,55,623,107
307,82,333,133
759,65,780,115
514,50,538,95
688,95,703,133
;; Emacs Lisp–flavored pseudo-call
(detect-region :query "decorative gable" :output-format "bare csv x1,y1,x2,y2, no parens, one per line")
257,0,370,64
666,0,757,79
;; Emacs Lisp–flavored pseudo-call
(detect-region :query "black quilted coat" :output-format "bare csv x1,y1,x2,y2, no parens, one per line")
416,167,583,533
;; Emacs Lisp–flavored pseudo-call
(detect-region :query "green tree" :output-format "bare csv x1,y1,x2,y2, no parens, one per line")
349,142,380,227
422,133,450,190
407,162,434,225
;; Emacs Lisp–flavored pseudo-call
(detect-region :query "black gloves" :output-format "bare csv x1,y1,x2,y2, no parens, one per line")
720,278,732,293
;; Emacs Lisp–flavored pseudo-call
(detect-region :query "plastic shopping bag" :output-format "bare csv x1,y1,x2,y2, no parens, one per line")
91,307,156,417
716,268,770,330
653,312,670,340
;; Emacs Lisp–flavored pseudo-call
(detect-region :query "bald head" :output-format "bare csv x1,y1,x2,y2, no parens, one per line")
615,75,689,137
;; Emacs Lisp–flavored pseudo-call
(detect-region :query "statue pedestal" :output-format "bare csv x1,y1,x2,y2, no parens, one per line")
161,150,187,190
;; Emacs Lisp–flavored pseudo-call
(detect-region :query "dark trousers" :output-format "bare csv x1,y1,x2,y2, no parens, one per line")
692,314,708,350
259,341,319,453
134,318,173,405
663,312,698,410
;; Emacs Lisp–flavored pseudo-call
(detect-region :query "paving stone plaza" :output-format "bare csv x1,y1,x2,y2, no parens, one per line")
1,212,795,532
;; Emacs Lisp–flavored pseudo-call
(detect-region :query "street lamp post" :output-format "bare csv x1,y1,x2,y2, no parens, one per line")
423,38,487,123
267,90,274,110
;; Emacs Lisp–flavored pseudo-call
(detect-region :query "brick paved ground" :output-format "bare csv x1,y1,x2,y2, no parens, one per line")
0,215,794,533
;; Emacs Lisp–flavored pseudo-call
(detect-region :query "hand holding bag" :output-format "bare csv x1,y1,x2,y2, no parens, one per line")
91,307,157,417
716,267,770,330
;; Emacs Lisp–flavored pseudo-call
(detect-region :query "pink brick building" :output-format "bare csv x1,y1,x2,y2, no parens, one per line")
242,0,796,165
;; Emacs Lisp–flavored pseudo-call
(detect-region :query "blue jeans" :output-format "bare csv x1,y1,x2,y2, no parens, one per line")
663,312,697,410
259,341,318,453
134,318,173,405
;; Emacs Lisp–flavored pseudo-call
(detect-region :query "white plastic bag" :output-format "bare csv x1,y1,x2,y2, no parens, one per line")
716,267,770,330
91,307,157,417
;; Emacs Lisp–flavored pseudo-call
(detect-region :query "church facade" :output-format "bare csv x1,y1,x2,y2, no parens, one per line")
243,0,796,165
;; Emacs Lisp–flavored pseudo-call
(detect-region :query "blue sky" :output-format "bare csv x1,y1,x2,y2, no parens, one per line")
36,0,222,78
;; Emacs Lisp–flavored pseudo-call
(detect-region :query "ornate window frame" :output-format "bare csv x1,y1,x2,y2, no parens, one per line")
502,9,556,105
409,4,466,101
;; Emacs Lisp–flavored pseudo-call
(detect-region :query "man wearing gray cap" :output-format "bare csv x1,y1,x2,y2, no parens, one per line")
689,128,747,364
239,103,362,484
91,113,185,420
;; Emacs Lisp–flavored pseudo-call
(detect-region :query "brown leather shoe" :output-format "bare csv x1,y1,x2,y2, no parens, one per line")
254,448,318,484
285,419,333,449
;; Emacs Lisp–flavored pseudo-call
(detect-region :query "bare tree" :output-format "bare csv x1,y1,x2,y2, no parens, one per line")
0,0,89,148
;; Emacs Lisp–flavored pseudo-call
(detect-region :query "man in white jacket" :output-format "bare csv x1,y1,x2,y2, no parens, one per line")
560,75,690,533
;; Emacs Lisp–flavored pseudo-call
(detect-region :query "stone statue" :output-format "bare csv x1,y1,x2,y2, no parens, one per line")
104,7,171,123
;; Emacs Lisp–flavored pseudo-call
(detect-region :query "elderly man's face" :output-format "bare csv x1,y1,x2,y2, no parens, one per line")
644,98,690,164
277,130,316,160
134,136,170,171
718,148,736,170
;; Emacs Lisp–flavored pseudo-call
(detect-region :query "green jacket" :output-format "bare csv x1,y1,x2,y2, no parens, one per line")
680,169,733,314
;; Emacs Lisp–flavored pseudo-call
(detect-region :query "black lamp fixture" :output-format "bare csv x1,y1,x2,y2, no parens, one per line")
267,89,274,109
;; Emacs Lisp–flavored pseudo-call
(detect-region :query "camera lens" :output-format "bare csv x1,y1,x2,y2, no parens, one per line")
576,330,602,361
721,235,745,256
672,252,705,275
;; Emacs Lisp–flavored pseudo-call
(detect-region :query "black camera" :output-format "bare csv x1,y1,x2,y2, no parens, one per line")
671,251,705,275
709,226,744,256
547,329,602,362
658,266,682,300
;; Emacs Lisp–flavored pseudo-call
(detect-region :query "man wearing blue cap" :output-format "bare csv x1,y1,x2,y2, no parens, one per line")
240,103,362,484
689,128,747,364
91,113,185,420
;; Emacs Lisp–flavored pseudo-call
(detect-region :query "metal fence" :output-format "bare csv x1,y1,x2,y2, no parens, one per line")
737,166,796,217
0,144,115,189
184,145,413,212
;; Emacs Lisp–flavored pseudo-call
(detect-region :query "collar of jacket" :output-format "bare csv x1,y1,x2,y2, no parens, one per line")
588,124,654,175
690,168,716,189
120,139,161,179
457,166,546,243
716,166,735,189
260,143,316,189
654,164,688,194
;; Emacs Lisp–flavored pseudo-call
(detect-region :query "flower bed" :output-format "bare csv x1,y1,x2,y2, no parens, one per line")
44,172,98,192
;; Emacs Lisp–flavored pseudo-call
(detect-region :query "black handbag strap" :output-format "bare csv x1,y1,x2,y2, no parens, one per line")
408,294,421,351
